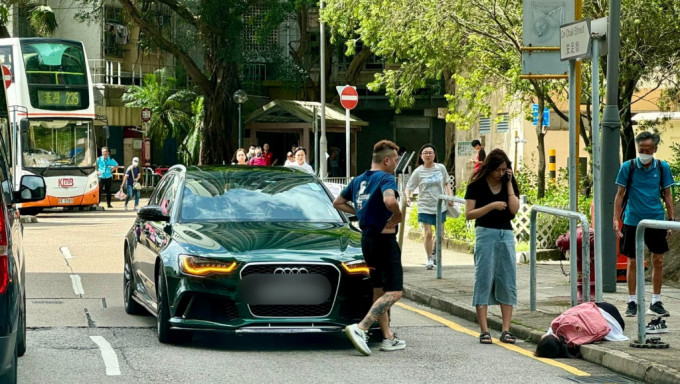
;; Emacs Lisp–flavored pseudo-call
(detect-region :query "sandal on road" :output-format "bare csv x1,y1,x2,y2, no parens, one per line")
500,331,516,344
479,332,492,344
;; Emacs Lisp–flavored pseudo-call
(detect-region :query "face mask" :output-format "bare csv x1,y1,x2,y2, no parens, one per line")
638,153,653,164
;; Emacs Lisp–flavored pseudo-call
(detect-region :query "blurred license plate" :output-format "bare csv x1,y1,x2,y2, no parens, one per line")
58,198,74,204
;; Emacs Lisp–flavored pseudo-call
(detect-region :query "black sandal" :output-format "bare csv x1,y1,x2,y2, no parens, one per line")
500,331,516,344
479,332,492,344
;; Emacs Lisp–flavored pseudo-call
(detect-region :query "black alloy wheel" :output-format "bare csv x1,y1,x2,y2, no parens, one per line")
16,294,26,357
156,267,189,344
123,252,146,315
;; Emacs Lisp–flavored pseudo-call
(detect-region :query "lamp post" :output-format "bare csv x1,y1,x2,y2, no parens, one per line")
233,89,248,148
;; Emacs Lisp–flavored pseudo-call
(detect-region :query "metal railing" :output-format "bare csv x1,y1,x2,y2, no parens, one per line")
143,167,161,191
435,194,467,279
529,205,594,311
634,219,680,346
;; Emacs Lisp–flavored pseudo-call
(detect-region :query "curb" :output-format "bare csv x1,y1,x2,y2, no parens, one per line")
402,283,680,384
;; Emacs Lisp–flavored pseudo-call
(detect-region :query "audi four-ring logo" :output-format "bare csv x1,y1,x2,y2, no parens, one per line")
273,267,309,274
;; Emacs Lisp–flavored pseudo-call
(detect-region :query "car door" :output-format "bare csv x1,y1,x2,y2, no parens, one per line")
140,172,178,304
134,174,173,303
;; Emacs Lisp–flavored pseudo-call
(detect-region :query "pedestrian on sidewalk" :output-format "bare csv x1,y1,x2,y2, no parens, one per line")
121,157,142,210
464,149,520,345
613,131,675,318
233,148,247,165
333,139,406,356
470,140,486,174
285,147,314,174
96,146,118,208
405,144,454,270
248,147,267,166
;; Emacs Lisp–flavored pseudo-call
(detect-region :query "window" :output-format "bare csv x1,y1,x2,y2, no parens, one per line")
497,114,509,133
479,117,491,134
243,3,279,53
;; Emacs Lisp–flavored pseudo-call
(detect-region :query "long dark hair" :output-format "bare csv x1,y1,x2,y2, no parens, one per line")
417,143,438,166
468,148,519,194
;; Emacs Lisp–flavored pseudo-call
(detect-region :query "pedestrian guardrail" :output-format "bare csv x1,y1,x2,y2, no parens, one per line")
435,194,467,279
529,205,593,311
143,167,160,191
632,219,680,347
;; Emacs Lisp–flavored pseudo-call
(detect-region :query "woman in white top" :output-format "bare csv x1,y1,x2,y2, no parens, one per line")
285,146,314,174
405,144,454,270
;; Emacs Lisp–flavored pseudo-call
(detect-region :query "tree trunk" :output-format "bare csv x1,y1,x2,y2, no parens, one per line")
344,46,372,85
0,25,9,38
199,61,240,165
442,68,456,174
619,91,636,161
536,96,546,199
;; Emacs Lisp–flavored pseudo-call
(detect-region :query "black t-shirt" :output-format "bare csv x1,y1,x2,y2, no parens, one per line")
464,179,517,230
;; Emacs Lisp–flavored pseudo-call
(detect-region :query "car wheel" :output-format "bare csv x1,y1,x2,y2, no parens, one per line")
156,267,189,344
123,252,146,315
16,294,26,357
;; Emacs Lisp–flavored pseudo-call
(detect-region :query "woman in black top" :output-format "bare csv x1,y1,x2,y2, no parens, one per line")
464,149,520,344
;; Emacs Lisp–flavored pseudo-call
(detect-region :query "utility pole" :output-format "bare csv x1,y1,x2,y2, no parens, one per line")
600,0,622,292
319,0,328,179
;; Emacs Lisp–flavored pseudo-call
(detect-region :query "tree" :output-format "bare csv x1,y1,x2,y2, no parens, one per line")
122,69,195,160
323,0,568,197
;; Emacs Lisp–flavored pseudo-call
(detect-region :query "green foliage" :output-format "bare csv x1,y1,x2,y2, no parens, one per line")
122,69,196,145
28,5,58,37
668,143,680,183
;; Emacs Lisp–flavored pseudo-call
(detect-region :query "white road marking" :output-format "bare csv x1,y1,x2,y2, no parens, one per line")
70,275,85,295
89,336,121,376
59,246,73,259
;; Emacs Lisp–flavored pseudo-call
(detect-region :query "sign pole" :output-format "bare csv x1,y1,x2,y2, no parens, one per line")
345,108,350,178
591,38,603,302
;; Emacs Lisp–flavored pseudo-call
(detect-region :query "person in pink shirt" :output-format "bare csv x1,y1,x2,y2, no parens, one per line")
248,147,267,166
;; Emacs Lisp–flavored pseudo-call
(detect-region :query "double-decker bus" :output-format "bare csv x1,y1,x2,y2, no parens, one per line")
0,38,98,213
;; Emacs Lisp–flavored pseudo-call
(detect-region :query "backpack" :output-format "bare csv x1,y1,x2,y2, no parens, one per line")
550,302,610,347
620,159,665,220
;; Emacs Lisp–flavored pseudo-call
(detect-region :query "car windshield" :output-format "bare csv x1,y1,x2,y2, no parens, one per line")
180,168,344,223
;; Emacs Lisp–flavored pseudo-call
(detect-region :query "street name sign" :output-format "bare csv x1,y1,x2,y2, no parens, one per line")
560,19,591,61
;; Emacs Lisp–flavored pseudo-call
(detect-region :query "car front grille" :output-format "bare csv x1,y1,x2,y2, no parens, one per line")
181,294,239,323
241,263,340,318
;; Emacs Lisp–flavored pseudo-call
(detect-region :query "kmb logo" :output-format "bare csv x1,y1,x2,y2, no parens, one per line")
58,178,74,188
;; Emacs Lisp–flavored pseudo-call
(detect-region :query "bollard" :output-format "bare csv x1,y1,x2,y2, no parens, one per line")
549,148,556,182
435,195,467,279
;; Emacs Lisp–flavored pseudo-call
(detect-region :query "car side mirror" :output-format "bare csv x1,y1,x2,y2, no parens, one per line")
137,205,170,222
15,175,46,202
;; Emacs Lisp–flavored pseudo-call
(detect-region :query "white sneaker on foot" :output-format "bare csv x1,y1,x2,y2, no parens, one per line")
425,259,435,270
379,334,406,351
345,323,371,356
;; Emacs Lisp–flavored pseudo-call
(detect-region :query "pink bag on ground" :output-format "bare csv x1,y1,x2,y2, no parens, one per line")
550,302,610,347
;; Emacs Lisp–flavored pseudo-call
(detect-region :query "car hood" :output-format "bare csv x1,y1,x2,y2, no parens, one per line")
171,222,362,261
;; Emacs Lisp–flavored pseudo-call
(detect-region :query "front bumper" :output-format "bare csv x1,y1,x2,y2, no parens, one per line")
165,263,373,333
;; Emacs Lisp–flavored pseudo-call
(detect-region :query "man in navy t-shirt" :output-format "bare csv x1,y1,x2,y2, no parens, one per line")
333,139,406,356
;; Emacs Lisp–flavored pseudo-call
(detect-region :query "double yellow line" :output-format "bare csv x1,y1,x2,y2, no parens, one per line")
396,302,590,377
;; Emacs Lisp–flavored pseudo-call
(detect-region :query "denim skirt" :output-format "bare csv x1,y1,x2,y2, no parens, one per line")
472,226,517,306
417,211,446,225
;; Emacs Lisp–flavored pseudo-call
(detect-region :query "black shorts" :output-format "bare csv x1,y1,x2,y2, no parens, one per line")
620,224,669,258
361,234,403,292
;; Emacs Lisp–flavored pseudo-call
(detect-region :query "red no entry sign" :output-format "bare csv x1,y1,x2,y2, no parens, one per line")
2,65,11,90
340,86,358,110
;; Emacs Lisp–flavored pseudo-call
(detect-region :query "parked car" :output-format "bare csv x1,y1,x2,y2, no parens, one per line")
123,165,374,343
0,82,47,383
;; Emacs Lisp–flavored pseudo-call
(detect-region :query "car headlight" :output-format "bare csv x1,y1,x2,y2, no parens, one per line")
179,255,237,276
341,260,370,275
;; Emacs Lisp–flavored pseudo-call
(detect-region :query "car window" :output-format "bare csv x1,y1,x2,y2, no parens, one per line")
148,174,173,206
159,174,179,215
180,170,342,223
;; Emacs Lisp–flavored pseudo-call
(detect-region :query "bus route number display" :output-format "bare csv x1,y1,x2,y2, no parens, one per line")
37,90,81,108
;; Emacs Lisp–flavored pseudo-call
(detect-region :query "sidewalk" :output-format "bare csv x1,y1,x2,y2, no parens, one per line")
400,223,680,384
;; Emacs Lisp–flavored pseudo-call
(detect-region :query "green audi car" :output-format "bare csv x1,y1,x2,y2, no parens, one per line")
123,165,373,343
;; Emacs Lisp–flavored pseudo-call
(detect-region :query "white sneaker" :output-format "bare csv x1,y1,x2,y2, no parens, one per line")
646,317,668,334
379,334,406,351
345,324,371,356
425,259,435,270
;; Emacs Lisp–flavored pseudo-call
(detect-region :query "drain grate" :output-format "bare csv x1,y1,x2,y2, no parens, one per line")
565,375,642,383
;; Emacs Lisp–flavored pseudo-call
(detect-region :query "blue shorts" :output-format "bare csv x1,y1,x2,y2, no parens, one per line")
418,212,446,226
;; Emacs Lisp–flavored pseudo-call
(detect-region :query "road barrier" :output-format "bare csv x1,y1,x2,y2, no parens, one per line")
632,219,680,347
435,195,467,279
530,205,594,311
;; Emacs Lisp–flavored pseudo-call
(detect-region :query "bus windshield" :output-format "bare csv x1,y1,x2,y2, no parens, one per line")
21,120,96,168
21,41,87,86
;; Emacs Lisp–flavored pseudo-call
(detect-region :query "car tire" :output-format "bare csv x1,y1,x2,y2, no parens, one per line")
16,294,26,357
156,267,189,344
123,252,146,315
